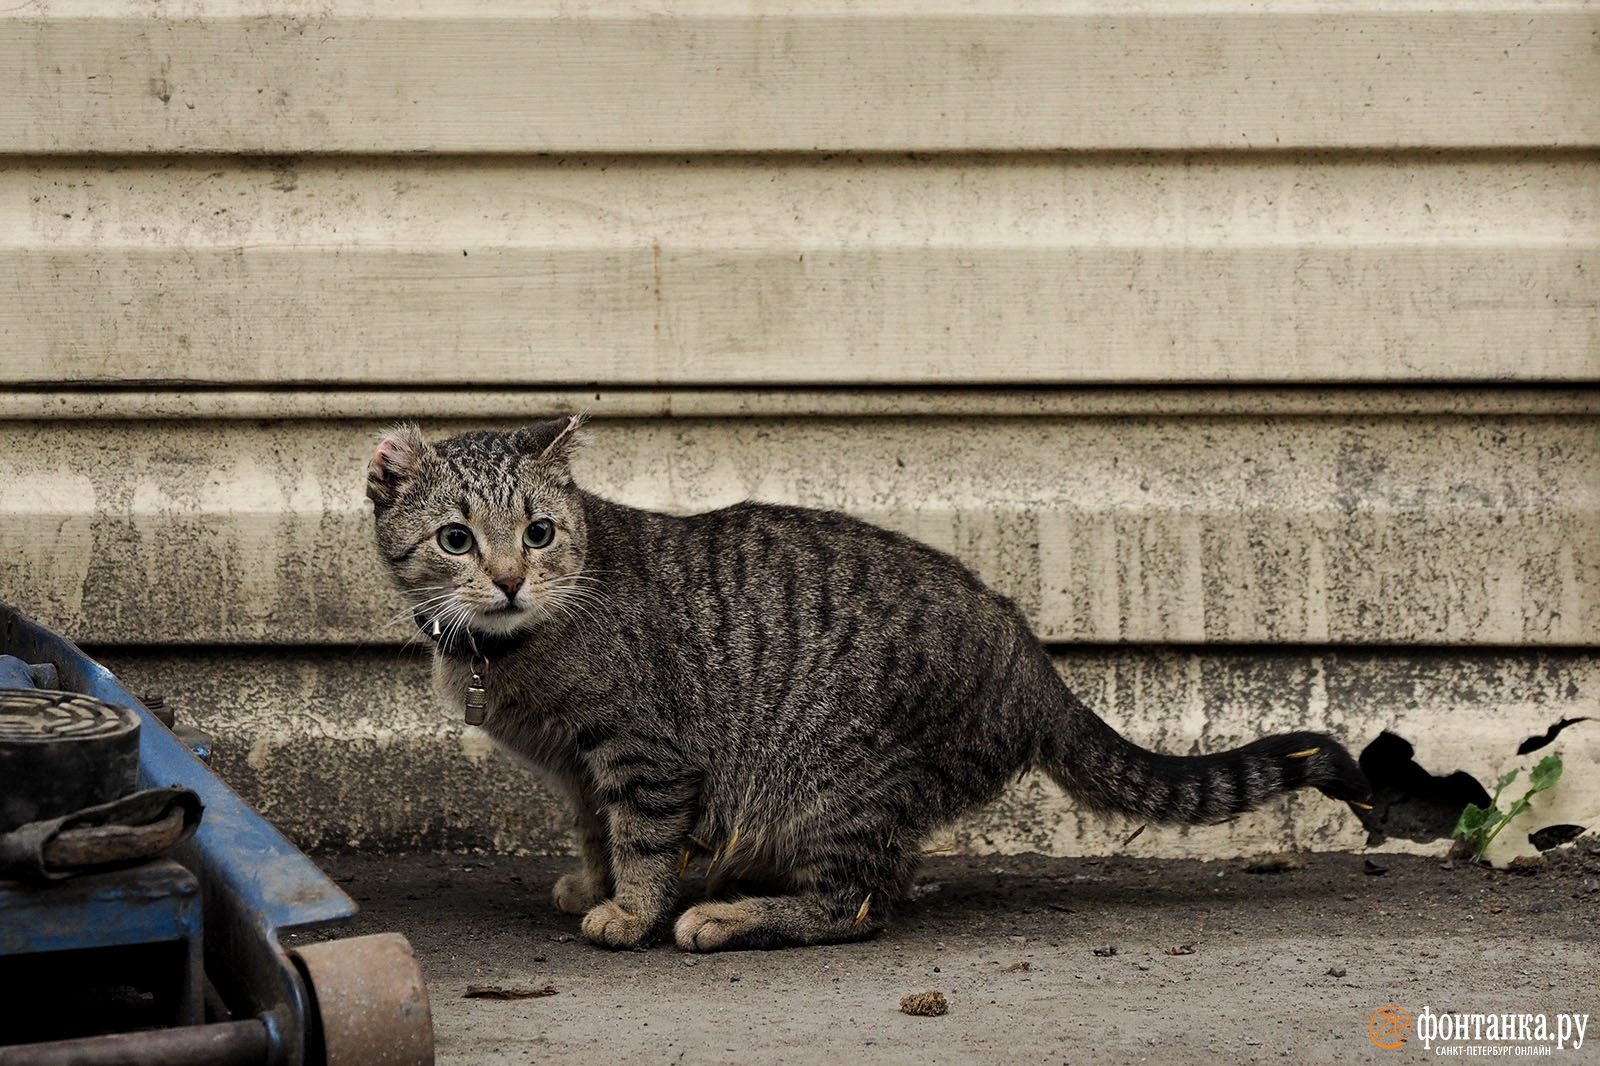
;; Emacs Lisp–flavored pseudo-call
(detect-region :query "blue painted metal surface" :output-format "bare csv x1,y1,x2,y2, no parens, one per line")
0,655,40,689
1,603,357,1066
0,859,206,1028
0,859,200,956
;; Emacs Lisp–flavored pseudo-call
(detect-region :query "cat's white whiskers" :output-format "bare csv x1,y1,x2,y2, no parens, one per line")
379,589,459,630
548,584,598,621
407,589,460,612
540,596,581,630
433,599,471,651
390,592,460,651
540,579,612,633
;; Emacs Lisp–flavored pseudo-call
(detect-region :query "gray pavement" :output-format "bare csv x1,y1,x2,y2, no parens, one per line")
293,847,1600,1065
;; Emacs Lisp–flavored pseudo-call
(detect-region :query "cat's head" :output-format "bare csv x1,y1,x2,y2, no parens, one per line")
366,415,591,639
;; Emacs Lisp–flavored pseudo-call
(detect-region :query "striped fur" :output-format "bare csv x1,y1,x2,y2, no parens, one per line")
368,416,1370,951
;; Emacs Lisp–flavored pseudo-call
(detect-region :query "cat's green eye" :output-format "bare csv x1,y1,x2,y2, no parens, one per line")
437,524,475,555
523,519,556,550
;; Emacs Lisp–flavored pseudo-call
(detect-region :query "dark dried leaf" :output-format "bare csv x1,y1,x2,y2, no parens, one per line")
464,984,558,1000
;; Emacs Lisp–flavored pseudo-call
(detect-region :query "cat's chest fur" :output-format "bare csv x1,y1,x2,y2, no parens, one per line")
434,648,589,774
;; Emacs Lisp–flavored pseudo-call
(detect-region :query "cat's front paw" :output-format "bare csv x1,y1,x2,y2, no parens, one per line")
580,900,653,949
552,870,606,915
674,901,759,952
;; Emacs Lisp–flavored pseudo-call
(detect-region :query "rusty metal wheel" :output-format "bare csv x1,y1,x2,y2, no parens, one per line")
292,933,434,1066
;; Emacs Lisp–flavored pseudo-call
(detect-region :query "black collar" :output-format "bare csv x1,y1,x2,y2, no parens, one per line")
413,609,527,660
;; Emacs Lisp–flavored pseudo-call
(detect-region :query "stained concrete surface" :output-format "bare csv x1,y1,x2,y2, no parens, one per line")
14,414,1596,646
91,646,1600,862
295,846,1600,1066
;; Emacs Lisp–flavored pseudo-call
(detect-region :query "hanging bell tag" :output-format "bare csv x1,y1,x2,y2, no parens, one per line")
464,667,488,726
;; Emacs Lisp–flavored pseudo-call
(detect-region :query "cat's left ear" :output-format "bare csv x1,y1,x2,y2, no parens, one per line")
367,423,429,505
514,413,589,468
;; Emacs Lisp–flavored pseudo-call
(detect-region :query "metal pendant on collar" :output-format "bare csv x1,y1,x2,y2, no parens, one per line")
462,628,488,726
410,607,519,724
464,664,488,726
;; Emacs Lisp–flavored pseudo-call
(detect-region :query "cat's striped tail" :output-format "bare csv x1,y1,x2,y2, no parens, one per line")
1037,689,1370,824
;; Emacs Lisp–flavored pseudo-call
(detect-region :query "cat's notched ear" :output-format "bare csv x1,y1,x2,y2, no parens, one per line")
367,423,429,505
512,413,590,468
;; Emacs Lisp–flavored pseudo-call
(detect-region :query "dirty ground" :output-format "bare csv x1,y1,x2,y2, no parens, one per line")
293,847,1600,1065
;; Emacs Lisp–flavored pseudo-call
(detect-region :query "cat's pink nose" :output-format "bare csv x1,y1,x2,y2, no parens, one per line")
493,576,524,602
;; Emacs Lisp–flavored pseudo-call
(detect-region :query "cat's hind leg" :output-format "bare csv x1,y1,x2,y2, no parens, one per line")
674,839,915,952
674,892,877,951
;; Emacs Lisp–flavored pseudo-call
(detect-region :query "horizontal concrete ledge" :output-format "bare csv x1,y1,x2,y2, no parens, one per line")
5,156,1596,385
7,4,1596,152
6,388,1600,421
12,156,1594,249
88,645,1600,861
3,414,1593,646
9,248,1594,385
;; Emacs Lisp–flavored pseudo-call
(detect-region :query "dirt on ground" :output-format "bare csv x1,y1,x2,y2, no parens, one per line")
295,845,1600,1066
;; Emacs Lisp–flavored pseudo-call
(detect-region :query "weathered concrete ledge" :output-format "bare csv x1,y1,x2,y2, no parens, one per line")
7,5,1594,153
5,387,1597,421
90,645,1599,862
4,413,1594,647
5,155,1594,384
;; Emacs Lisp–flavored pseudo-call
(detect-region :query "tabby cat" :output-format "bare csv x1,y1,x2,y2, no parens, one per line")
367,415,1369,952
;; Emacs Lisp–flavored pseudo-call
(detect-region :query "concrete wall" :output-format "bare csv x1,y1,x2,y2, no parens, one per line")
2,1,1595,860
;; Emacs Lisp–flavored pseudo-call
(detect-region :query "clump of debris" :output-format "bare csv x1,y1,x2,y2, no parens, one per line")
899,990,949,1017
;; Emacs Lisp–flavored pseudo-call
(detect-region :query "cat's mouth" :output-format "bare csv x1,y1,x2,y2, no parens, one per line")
469,598,545,637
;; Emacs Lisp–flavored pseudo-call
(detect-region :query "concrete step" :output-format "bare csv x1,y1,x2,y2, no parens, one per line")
9,4,1594,154
92,644,1599,861
5,408,1594,646
3,156,1593,384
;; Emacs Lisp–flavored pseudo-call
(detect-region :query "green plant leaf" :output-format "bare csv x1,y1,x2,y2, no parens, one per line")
1454,756,1567,865
1527,755,1563,793
1452,803,1498,841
